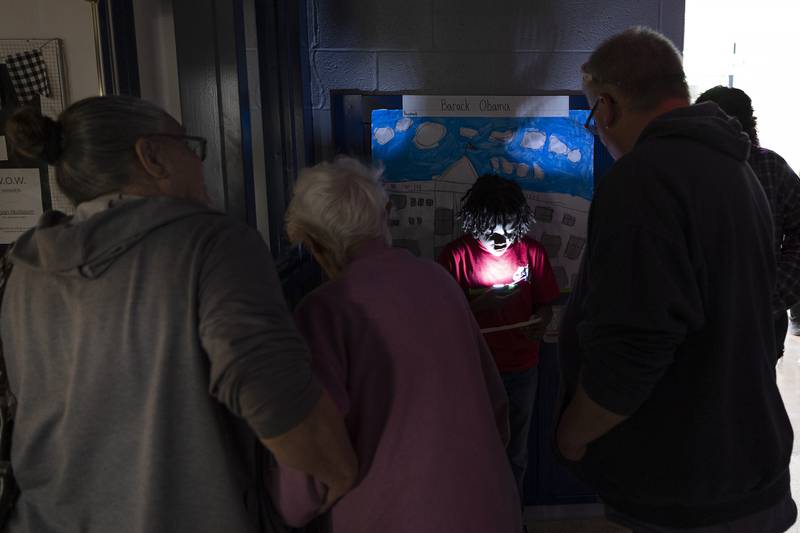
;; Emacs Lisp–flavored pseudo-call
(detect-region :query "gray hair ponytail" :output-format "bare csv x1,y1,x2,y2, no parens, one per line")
5,95,174,205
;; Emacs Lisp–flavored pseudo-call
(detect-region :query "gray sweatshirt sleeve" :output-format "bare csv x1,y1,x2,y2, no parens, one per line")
198,221,321,439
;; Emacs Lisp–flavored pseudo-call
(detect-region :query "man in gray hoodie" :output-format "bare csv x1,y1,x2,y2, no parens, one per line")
2,96,357,532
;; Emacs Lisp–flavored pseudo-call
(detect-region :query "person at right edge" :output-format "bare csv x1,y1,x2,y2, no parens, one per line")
556,27,796,533
696,86,800,363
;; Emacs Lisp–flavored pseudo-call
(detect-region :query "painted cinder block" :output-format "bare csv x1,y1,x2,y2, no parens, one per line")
431,0,662,51
377,51,588,92
310,51,377,108
305,0,685,156
313,0,434,49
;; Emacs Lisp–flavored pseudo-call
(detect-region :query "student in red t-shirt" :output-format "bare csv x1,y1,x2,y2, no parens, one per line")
438,174,560,508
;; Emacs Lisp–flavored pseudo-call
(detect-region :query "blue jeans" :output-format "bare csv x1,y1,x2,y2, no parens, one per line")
501,366,539,508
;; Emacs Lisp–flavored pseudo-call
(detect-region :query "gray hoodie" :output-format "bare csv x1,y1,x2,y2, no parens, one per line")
1,196,320,532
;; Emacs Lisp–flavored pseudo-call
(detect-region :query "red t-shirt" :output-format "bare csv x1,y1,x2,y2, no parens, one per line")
438,235,561,372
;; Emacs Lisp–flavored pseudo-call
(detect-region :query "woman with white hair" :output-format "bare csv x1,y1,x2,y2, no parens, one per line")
269,157,521,532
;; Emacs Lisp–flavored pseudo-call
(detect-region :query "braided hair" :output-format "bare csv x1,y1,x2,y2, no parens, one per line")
458,174,533,243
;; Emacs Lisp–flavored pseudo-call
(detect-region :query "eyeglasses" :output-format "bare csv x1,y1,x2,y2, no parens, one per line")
144,134,207,161
584,100,599,136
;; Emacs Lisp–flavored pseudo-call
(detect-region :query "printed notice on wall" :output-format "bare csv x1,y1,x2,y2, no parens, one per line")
0,169,43,244
0,137,7,162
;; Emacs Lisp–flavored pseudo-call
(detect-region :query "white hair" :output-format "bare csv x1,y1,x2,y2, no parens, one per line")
286,157,391,269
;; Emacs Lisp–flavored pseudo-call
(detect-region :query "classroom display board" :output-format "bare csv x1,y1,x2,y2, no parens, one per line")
0,39,71,244
365,95,602,503
371,95,594,294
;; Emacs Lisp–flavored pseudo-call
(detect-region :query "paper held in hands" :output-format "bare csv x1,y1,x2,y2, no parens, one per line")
480,315,542,334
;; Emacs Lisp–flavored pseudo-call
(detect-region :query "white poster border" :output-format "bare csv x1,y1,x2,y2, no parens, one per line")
402,95,570,118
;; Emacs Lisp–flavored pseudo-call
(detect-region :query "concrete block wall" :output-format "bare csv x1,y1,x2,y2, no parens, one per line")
306,0,686,160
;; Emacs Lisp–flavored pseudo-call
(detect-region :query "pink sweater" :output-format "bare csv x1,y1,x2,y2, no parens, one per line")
269,242,521,533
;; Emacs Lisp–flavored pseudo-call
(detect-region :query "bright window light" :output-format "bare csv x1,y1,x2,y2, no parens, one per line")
684,0,800,171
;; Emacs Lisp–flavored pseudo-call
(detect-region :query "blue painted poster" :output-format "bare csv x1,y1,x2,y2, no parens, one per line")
371,95,594,294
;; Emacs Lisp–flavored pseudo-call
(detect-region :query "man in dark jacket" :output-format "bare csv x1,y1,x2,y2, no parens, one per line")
696,86,800,362
556,26,796,532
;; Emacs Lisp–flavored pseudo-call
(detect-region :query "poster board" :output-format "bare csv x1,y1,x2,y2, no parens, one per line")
0,39,72,244
370,95,602,339
371,95,594,294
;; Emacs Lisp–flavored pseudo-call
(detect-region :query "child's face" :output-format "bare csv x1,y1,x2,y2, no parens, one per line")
477,221,517,257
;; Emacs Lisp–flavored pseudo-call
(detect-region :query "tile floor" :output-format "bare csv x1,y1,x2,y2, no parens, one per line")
523,330,800,532
524,502,627,531
776,331,800,533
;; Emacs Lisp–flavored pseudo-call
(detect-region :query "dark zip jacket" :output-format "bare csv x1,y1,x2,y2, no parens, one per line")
558,102,793,527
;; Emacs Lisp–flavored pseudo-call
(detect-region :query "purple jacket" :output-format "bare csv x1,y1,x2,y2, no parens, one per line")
269,241,521,532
